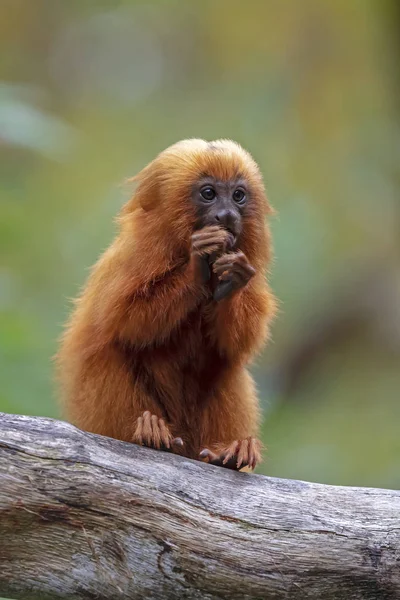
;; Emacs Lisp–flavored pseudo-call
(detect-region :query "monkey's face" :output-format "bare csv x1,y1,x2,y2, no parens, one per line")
124,139,272,268
191,176,248,247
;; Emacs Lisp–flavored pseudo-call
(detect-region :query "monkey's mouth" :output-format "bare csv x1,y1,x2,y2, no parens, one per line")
225,230,238,250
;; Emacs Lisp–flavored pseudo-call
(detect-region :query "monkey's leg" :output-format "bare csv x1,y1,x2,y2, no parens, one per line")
133,411,183,452
198,368,262,471
199,437,262,471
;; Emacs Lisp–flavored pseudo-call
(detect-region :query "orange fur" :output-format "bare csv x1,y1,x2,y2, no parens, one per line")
56,139,276,466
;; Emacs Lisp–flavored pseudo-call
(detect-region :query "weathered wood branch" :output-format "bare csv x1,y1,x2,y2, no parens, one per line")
0,413,399,600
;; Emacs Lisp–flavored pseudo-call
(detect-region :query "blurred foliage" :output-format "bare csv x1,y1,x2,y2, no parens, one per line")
1,0,399,489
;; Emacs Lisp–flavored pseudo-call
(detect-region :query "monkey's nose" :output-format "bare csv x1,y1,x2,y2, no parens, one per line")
215,209,237,231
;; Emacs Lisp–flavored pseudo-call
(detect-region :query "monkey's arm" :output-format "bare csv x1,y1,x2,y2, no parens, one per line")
93,257,203,347
94,225,230,347
211,274,275,362
66,225,229,352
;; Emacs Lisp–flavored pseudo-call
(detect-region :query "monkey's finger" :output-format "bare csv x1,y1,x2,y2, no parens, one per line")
236,438,249,470
150,414,162,449
214,262,252,279
192,231,231,246
214,255,253,275
192,230,229,243
133,416,144,445
195,244,230,259
216,270,234,281
142,412,154,446
194,225,224,235
201,225,231,241
222,441,240,465
214,265,233,279
158,418,172,449
192,238,229,253
213,255,235,269
199,448,241,470
214,253,255,276
192,236,228,251
218,250,245,260
192,232,223,244
213,253,236,268
249,437,262,470
213,260,234,273
221,441,242,470
213,262,234,275
235,262,256,278
221,262,255,284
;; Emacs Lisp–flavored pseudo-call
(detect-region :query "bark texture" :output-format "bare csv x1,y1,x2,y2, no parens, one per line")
0,412,399,600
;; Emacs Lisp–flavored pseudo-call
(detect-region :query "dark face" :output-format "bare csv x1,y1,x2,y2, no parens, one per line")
191,176,247,246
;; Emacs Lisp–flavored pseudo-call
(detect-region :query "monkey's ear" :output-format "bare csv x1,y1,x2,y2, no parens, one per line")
260,187,275,217
123,161,159,214
265,199,276,217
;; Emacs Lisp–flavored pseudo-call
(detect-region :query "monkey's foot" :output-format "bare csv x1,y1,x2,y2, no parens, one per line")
199,437,262,471
133,411,183,452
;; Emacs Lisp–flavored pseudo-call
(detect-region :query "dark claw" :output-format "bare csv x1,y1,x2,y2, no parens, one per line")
163,437,184,453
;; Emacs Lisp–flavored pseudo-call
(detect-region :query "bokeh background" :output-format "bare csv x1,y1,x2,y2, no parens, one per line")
1,0,399,489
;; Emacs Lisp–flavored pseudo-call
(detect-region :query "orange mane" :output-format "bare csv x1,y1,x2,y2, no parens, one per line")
120,139,272,277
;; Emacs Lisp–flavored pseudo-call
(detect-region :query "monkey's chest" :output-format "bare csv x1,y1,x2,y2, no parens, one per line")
134,308,226,405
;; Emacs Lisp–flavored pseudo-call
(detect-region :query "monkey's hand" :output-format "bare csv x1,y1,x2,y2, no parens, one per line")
199,437,262,471
212,251,256,301
191,226,232,283
133,411,183,452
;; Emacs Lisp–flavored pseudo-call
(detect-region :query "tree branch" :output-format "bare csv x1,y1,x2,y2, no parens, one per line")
0,413,399,600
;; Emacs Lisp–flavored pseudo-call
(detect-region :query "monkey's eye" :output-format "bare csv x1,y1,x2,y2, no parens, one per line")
200,187,216,202
233,188,246,204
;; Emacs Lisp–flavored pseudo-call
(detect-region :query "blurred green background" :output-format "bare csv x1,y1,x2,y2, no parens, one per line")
1,0,399,489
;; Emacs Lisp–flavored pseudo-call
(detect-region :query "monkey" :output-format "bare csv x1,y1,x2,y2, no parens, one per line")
56,139,276,471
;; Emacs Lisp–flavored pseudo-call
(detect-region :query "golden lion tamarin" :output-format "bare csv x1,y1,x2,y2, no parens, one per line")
57,139,276,470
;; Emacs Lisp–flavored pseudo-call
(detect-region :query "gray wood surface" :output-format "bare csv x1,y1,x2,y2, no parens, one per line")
0,412,399,600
